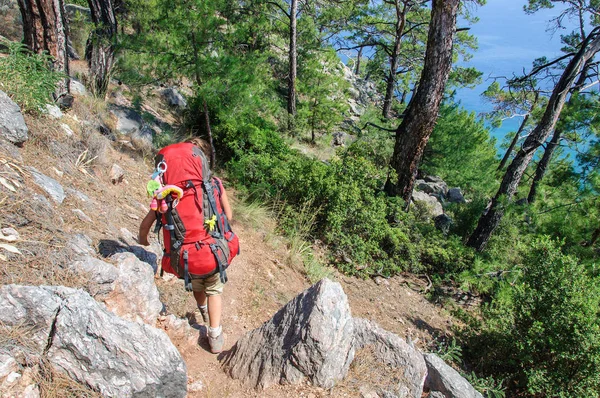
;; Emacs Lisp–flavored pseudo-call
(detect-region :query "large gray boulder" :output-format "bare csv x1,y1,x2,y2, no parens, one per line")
28,167,65,204
70,256,119,297
411,191,443,218
104,252,163,326
416,179,448,198
354,319,427,398
224,279,355,389
424,353,483,398
0,285,64,354
0,285,187,398
0,90,28,146
110,106,143,135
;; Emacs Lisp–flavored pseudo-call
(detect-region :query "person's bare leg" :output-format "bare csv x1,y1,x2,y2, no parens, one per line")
193,291,207,307
207,294,222,328
207,294,223,353
193,291,209,323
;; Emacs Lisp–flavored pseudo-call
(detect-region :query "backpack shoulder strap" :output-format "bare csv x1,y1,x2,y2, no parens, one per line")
193,147,226,238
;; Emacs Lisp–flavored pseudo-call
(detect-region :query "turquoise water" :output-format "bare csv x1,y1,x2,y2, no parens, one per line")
453,0,579,160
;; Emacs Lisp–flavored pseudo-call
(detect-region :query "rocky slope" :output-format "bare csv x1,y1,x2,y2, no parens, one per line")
0,60,480,397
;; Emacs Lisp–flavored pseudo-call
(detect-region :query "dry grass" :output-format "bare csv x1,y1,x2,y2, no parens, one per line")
0,321,38,354
232,196,276,233
1,322,99,398
36,359,101,398
334,347,411,397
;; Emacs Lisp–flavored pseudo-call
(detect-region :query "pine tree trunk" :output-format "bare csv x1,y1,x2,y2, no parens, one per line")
86,0,117,98
382,2,406,119
498,92,538,171
527,59,593,203
355,45,363,75
17,0,44,53
526,127,559,203
287,0,297,130
18,0,70,99
385,0,459,204
204,100,216,168
467,29,600,252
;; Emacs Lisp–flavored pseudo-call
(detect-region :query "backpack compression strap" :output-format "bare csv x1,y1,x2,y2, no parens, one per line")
196,150,226,238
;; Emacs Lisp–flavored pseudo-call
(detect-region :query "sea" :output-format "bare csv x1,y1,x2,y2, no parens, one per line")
454,0,583,156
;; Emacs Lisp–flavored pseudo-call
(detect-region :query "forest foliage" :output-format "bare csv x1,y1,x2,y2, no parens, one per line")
2,0,599,396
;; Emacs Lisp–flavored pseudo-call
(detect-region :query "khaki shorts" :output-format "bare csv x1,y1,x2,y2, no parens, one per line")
191,273,224,296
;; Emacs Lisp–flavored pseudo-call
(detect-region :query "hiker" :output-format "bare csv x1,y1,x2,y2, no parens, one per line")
138,138,239,354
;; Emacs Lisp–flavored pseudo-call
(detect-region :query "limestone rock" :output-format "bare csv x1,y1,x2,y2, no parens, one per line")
46,289,187,398
110,163,124,184
60,123,74,136
353,319,427,398
332,131,347,147
424,353,483,398
65,187,91,203
447,188,465,204
1,227,19,240
69,79,86,95
65,3,91,19
428,392,446,398
28,167,65,204
44,104,63,119
70,256,118,297
131,124,155,146
0,90,28,146
0,285,63,354
0,137,23,161
411,191,443,218
157,315,198,346
110,106,143,135
105,252,162,326
0,285,187,398
0,354,40,398
224,279,355,389
67,233,95,257
72,208,91,223
416,179,447,197
161,87,187,109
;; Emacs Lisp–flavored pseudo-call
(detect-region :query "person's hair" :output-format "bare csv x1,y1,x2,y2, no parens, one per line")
185,137,211,159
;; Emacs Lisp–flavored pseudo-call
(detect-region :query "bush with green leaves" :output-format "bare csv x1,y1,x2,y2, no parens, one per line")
465,237,600,397
219,120,476,277
0,40,62,113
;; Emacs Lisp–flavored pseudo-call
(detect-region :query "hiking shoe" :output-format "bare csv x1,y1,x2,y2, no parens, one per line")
198,307,210,324
208,331,224,354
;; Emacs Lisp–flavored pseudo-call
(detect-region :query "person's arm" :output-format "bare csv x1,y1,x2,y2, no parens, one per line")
138,210,157,246
220,187,233,222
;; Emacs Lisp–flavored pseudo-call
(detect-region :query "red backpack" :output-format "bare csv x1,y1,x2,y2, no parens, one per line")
153,142,240,291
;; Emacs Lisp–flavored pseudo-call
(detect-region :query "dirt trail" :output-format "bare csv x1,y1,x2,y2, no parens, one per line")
1,103,454,397
157,213,455,397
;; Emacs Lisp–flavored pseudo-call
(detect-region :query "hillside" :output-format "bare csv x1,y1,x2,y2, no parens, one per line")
0,76,466,397
2,0,600,396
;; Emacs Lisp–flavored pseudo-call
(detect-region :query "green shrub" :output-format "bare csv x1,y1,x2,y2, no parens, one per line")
467,237,600,397
0,40,62,112
220,120,477,277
